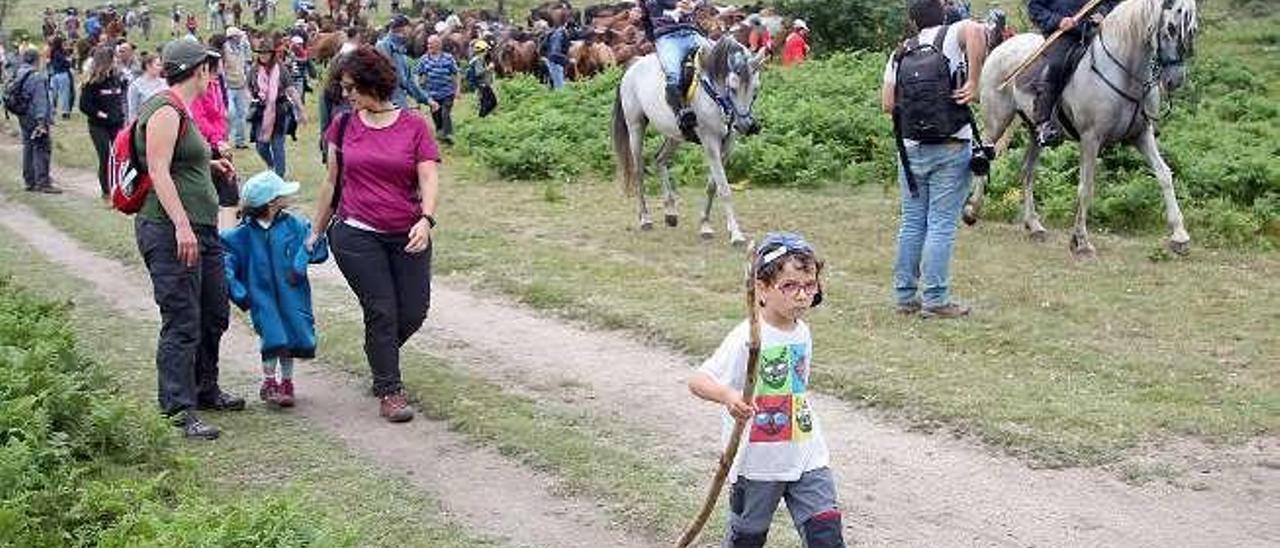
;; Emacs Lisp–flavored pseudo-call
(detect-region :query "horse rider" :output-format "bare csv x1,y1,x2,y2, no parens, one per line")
1028,0,1118,147
643,0,710,142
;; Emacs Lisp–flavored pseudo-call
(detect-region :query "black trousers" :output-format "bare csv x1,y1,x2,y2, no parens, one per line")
329,222,432,396
136,217,230,415
88,123,119,197
19,118,51,189
430,96,454,140
1032,34,1087,124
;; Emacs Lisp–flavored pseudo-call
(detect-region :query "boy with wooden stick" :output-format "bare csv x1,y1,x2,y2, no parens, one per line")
687,232,845,547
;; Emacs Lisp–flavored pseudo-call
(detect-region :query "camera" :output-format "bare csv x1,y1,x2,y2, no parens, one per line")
970,143,995,176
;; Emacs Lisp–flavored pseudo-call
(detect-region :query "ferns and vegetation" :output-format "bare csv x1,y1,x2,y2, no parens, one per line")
0,277,350,547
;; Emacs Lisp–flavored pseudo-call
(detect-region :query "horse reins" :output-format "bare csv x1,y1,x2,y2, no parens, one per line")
1088,31,1168,137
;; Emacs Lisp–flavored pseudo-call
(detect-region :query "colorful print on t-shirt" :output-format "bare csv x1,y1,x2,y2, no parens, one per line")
750,343,810,443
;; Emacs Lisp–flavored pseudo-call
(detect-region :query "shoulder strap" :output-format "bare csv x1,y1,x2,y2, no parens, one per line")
132,90,190,173
330,111,352,211
933,23,951,52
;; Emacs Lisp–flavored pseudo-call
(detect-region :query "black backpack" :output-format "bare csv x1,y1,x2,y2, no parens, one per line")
892,24,970,144
3,71,34,118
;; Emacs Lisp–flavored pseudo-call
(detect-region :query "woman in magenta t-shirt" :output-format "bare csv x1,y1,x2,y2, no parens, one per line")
308,45,440,423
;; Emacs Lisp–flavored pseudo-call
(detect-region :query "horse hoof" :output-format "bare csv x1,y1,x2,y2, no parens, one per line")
1168,238,1191,257
962,207,979,226
730,235,747,248
1028,229,1048,243
699,226,715,240
665,214,679,228
640,220,654,231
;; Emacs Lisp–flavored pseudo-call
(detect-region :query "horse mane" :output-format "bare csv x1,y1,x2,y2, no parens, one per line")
1102,0,1165,50
702,36,749,83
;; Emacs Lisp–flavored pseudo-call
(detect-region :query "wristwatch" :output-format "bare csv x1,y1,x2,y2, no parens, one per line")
422,214,437,229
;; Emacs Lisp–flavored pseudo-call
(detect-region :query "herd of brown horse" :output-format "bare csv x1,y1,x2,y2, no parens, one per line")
305,1,771,82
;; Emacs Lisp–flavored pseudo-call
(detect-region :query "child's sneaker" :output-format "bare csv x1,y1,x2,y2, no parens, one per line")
259,378,280,405
277,379,295,408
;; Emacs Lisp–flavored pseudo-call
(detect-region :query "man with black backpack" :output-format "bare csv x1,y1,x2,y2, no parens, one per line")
881,0,986,319
6,48,61,194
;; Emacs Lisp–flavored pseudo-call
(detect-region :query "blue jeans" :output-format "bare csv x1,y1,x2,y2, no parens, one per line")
255,134,287,177
893,141,972,308
656,30,708,87
226,87,250,147
545,60,566,90
49,72,72,116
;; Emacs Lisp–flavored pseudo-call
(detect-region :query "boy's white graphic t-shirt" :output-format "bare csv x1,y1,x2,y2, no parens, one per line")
699,319,830,482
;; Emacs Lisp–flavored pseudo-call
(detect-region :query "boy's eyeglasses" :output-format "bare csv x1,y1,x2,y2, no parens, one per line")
774,280,820,297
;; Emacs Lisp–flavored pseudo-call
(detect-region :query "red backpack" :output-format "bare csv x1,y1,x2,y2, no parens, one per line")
109,91,189,214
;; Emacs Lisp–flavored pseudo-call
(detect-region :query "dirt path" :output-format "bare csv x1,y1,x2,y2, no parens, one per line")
0,198,657,548
12,140,1280,547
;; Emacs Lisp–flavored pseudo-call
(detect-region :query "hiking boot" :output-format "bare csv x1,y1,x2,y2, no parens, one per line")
277,379,295,408
677,108,700,143
1035,120,1063,148
896,300,922,315
259,378,280,405
922,303,972,319
197,390,247,411
379,391,414,423
37,184,63,194
178,411,221,440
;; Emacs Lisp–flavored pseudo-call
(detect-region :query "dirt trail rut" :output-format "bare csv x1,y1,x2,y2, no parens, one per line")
0,198,656,548
14,142,1280,547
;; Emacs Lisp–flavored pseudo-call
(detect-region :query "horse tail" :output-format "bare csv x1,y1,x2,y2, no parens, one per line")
612,85,636,196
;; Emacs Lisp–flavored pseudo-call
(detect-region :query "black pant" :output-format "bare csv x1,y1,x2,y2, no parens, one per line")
329,222,432,396
1033,34,1087,124
136,217,230,415
19,118,51,189
430,96,454,140
88,123,119,197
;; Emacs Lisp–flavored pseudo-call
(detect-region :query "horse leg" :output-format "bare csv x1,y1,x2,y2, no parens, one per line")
1134,128,1190,255
965,104,1016,225
629,122,653,231
1070,137,1102,259
699,175,716,239
703,137,745,246
1020,140,1049,241
655,138,680,227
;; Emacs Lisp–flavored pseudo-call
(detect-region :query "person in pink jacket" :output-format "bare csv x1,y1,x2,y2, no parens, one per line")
190,34,237,226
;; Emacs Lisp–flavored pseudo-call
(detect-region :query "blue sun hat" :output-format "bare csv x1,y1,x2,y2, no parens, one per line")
242,171,300,208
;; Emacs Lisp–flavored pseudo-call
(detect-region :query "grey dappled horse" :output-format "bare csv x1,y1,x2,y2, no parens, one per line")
973,0,1199,258
612,36,765,246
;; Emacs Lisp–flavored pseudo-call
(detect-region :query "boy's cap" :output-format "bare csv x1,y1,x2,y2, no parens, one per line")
162,39,219,76
389,15,411,29
242,171,300,208
754,232,816,271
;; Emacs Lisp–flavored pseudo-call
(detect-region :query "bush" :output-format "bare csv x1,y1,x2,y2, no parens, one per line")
0,277,350,547
771,0,906,53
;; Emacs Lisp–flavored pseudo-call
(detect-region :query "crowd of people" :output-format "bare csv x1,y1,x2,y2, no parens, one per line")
0,1,1054,546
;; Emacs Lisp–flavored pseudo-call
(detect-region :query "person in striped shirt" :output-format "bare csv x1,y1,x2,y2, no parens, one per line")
416,34,459,144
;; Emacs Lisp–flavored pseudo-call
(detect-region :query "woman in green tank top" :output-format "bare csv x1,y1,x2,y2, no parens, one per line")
134,39,245,441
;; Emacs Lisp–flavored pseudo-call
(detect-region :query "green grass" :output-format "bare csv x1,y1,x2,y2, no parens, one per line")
6,0,1277,473
0,187,500,547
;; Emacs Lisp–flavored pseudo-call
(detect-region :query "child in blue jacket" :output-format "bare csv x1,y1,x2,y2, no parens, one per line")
222,171,329,407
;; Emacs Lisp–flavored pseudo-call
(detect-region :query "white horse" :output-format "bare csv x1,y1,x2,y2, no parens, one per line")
612,36,765,246
972,0,1198,258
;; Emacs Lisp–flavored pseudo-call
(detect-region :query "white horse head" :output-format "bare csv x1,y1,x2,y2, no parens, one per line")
1158,0,1198,91
702,36,767,135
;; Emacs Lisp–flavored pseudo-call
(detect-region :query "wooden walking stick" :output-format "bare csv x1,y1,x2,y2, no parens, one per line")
998,0,1108,90
675,243,762,548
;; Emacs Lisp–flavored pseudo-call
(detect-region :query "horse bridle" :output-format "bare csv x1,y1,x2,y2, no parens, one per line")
1089,24,1185,137
699,72,756,128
